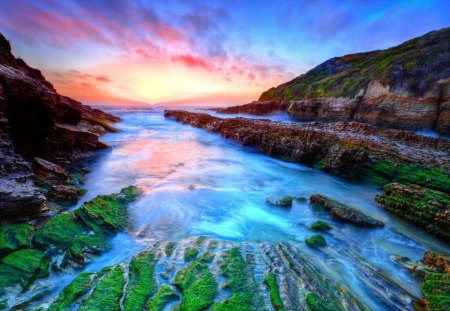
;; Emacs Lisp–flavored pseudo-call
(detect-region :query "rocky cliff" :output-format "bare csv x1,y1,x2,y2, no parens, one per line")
256,27,450,134
0,33,119,219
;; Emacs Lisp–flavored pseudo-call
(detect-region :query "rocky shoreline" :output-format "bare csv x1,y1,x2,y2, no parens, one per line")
0,33,119,220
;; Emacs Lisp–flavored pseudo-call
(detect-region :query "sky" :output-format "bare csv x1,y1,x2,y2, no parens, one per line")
0,0,449,106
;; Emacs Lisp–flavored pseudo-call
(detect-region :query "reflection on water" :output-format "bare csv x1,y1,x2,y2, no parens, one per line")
17,108,450,309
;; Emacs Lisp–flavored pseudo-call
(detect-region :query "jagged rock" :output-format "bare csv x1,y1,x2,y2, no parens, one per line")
422,251,450,273
32,157,68,184
47,184,85,202
310,194,384,228
375,183,450,240
0,33,119,219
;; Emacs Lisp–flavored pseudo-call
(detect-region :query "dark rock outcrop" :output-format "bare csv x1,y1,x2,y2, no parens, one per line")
212,100,288,115
310,194,384,228
0,33,119,219
233,28,450,134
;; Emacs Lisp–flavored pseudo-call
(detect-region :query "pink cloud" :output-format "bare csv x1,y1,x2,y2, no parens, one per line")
171,54,214,71
96,76,112,83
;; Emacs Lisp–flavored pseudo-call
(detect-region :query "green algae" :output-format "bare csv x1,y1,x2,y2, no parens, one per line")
199,251,215,263
79,266,125,311
33,213,84,251
421,272,450,310
1,249,48,278
305,235,327,248
264,272,284,311
211,247,254,310
184,246,199,262
366,160,450,192
310,221,332,232
305,292,331,311
266,196,293,207
0,224,34,254
123,251,157,311
67,234,110,263
146,285,179,311
48,272,96,311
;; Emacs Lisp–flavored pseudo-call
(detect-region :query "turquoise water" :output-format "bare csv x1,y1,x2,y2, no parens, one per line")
13,108,449,310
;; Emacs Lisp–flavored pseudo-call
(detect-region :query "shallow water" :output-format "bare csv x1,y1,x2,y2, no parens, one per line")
13,107,450,310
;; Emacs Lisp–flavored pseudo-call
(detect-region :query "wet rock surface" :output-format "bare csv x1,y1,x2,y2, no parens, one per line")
44,237,418,311
310,194,384,228
212,100,289,115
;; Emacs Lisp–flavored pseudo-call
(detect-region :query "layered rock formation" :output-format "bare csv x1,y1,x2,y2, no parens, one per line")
235,28,450,134
0,33,119,219
43,237,417,311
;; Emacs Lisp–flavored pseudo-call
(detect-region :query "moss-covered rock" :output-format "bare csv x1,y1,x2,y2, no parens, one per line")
305,291,332,311
310,221,332,232
305,234,327,248
1,249,49,278
310,194,384,228
67,234,110,265
375,183,450,240
421,272,450,310
266,196,293,207
264,272,284,311
0,224,34,254
184,246,199,262
146,285,179,311
211,247,254,311
123,251,157,311
78,265,125,311
48,272,97,311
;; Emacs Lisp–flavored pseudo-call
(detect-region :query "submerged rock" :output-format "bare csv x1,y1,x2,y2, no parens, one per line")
375,183,450,241
310,220,332,231
310,194,384,228
266,196,293,207
47,184,85,202
305,234,327,248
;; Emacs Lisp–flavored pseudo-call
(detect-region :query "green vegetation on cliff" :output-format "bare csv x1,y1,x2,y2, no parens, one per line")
259,27,450,101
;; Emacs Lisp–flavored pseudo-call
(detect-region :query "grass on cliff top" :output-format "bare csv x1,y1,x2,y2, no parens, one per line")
366,160,450,193
259,28,450,100
123,251,158,311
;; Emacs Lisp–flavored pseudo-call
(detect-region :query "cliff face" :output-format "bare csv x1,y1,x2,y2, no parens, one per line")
0,33,119,219
258,28,450,134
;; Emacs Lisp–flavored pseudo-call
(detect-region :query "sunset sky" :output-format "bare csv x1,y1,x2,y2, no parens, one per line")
1,0,449,106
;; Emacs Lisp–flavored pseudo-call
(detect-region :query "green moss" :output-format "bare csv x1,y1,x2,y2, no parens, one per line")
146,285,179,311
264,273,284,311
305,235,327,248
123,252,157,311
266,196,293,207
184,246,199,262
179,269,217,311
199,252,215,263
48,272,96,311
34,213,84,251
0,263,31,293
211,247,254,310
0,224,34,254
67,234,109,263
305,292,331,311
310,221,332,232
366,160,450,192
79,265,125,311
68,171,87,186
1,249,49,278
421,272,450,311
313,160,325,170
